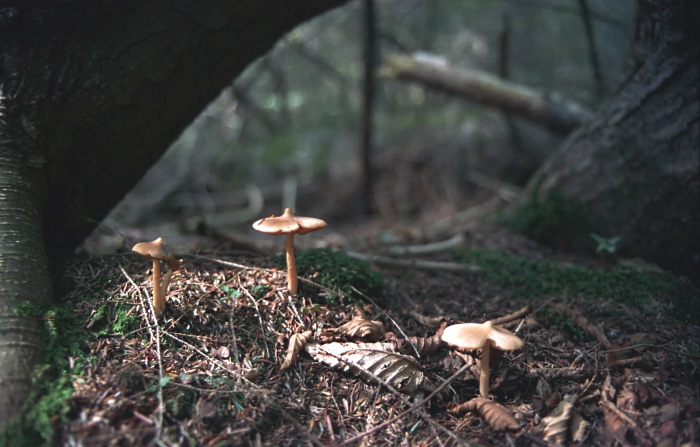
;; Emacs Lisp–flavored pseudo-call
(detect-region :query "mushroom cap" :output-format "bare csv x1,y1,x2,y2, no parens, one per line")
441,321,524,351
132,237,170,260
252,208,327,236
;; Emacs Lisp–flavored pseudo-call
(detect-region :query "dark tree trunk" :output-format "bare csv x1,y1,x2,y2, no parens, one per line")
524,0,699,283
0,0,345,429
360,0,376,215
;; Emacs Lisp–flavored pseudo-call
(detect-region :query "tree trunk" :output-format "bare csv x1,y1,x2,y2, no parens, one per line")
0,0,345,430
524,0,699,283
0,118,52,430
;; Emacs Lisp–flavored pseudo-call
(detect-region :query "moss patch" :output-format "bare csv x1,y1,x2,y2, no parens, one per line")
460,249,699,322
507,191,599,253
1,301,88,446
288,248,384,304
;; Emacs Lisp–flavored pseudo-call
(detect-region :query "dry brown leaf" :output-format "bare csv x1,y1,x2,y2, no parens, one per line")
305,342,426,393
396,334,442,357
534,394,580,446
569,406,591,444
327,316,385,341
281,330,313,370
408,310,446,329
448,397,520,432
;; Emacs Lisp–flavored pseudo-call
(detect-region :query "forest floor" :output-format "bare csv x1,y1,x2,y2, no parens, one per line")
9,214,700,447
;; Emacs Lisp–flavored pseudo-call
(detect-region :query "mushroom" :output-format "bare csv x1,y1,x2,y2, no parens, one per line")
440,320,524,398
252,208,327,295
132,238,183,319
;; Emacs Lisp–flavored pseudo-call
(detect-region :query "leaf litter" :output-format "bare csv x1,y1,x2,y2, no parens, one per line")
48,224,700,446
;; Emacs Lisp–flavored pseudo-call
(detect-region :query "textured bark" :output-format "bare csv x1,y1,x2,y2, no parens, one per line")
0,124,51,430
2,0,346,258
525,0,699,282
0,0,345,430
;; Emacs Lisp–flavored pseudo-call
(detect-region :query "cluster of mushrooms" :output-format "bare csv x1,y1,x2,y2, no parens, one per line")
132,208,524,398
132,209,326,318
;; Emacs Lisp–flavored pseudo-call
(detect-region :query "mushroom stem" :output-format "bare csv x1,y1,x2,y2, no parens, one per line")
151,260,165,318
285,233,298,295
479,345,491,398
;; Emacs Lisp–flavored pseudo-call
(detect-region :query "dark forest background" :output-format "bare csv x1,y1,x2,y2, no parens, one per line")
101,0,637,247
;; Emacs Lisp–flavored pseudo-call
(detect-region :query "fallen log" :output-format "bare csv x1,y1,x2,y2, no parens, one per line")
380,54,591,135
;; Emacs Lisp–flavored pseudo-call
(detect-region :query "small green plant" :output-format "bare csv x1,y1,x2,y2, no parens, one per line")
250,284,271,299
590,233,620,254
220,285,242,300
287,248,384,304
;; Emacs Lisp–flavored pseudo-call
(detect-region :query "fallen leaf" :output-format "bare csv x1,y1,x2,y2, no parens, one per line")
281,330,313,370
306,342,426,393
327,316,385,341
534,394,578,445
449,397,520,432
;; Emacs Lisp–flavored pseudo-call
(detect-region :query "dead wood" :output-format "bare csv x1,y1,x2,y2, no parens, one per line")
448,397,521,432
346,250,483,273
381,54,591,134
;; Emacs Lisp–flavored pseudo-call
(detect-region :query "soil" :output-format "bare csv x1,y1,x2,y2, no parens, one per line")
32,217,700,446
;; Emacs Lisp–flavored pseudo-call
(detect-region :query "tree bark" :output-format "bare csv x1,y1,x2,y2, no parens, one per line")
380,54,592,135
0,0,345,430
0,118,51,430
360,0,377,214
524,0,699,283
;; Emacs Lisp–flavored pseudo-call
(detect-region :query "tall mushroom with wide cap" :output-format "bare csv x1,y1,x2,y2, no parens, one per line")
132,238,183,319
252,208,327,295
440,320,524,398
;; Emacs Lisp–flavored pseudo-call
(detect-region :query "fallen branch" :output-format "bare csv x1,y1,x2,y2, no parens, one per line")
387,233,465,256
381,54,591,134
425,195,504,238
346,251,482,273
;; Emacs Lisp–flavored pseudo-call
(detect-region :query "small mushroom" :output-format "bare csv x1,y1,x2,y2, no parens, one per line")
132,238,183,319
440,320,524,398
252,208,327,295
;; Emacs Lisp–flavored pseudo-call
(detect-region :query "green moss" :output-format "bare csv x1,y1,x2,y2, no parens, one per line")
165,387,196,420
1,301,88,446
287,248,384,304
460,249,699,321
539,308,588,341
507,191,598,253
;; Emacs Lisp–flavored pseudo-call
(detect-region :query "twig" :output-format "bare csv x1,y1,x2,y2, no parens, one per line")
189,254,267,271
350,286,421,359
161,332,324,446
426,195,503,238
551,303,610,347
120,264,165,441
387,233,465,256
240,287,271,358
120,265,156,342
489,305,533,327
336,361,479,447
346,251,482,273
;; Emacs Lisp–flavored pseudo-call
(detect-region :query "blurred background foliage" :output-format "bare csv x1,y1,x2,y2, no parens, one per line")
102,0,636,243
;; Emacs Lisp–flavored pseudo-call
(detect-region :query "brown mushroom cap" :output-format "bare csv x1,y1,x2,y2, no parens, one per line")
132,238,169,260
252,208,327,236
441,321,523,351
132,238,183,270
